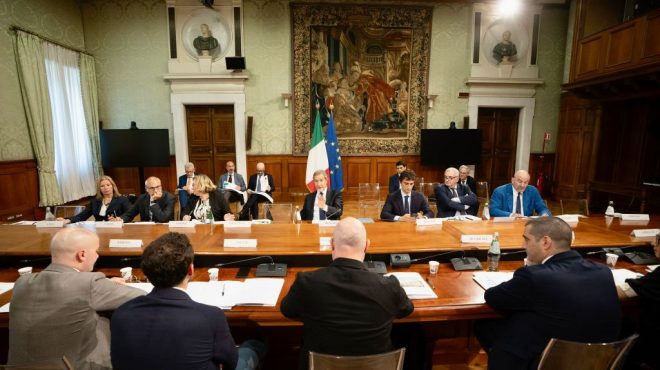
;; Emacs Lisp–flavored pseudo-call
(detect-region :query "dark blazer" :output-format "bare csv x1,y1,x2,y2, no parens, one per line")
181,189,232,221
218,172,247,192
380,191,434,220
281,258,413,369
435,183,479,218
111,288,238,370
248,173,275,195
490,183,550,217
482,250,621,365
459,176,477,194
388,173,400,194
626,267,660,369
67,196,130,223
300,189,343,220
120,192,175,223
177,173,195,209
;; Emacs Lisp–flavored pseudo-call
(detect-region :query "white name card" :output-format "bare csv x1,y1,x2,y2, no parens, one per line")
223,239,258,248
461,234,493,244
621,214,650,221
251,219,272,225
493,217,516,223
35,221,64,228
224,221,252,228
95,221,123,229
320,237,332,247
630,228,660,237
109,239,143,248
168,221,196,228
416,218,442,226
317,220,339,227
557,214,580,223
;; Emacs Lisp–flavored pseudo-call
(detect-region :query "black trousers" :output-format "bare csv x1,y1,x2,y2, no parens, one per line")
474,319,537,370
241,194,270,220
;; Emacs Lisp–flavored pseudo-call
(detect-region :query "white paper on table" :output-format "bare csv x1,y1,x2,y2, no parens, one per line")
473,271,515,290
0,303,9,313
11,221,36,225
610,269,643,298
0,282,14,295
385,272,437,299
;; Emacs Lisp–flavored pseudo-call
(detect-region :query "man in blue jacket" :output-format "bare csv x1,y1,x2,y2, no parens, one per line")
490,170,550,217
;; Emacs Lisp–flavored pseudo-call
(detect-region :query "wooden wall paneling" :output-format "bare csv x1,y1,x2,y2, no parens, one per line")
105,156,177,195
0,160,38,221
576,36,603,78
376,159,398,189
604,23,636,69
344,157,372,189
640,12,660,61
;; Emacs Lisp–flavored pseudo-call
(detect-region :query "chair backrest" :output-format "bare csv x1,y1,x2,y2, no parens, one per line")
358,183,381,202
0,356,73,369
309,348,406,370
53,206,86,219
260,203,293,223
475,181,489,202
560,198,590,216
536,334,639,370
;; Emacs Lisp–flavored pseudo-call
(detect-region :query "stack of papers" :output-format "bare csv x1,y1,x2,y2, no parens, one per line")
386,272,437,299
473,271,514,290
646,265,659,273
610,269,643,298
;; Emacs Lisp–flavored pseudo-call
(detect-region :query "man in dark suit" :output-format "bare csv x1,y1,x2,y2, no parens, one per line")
218,160,247,206
120,176,175,223
475,217,621,370
281,217,413,369
176,162,195,210
300,169,342,221
111,232,265,370
388,160,407,194
490,170,550,217
436,167,479,218
458,165,477,194
381,170,434,221
240,162,275,220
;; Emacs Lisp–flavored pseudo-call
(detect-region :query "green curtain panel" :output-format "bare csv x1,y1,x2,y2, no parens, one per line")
80,53,103,180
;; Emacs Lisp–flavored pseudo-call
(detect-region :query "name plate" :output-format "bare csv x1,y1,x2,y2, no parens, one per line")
461,234,493,244
317,220,339,227
416,218,442,226
557,214,580,223
95,221,123,229
223,239,258,248
251,219,271,225
319,237,332,247
109,239,143,248
493,217,516,223
620,214,650,221
168,221,196,228
630,228,660,237
224,221,252,228
35,221,64,228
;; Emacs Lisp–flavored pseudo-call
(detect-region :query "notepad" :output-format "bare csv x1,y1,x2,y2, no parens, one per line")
386,272,437,299
611,269,643,298
473,271,514,290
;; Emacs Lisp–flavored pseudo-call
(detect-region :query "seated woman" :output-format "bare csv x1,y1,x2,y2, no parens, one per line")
181,174,235,222
59,175,130,224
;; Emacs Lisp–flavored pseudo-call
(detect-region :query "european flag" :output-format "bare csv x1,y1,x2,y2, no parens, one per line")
325,113,344,191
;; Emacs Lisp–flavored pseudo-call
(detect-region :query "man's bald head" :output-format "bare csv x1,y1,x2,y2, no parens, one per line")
331,217,369,261
512,170,531,193
50,228,100,272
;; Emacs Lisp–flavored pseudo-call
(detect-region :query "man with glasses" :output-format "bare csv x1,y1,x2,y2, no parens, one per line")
240,162,275,220
436,167,478,218
120,176,175,223
176,162,196,210
458,165,477,194
380,170,433,221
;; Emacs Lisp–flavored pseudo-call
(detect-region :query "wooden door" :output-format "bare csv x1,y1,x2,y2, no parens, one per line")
186,105,235,182
478,108,519,189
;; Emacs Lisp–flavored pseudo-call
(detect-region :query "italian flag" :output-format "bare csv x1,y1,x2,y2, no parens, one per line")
306,107,329,192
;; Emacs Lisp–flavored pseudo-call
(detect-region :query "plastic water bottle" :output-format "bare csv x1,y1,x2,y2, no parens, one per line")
205,209,214,224
487,232,501,271
294,206,302,224
482,202,491,220
44,207,55,221
605,201,615,217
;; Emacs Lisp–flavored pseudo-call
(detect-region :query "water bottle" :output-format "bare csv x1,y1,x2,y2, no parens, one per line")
45,207,55,221
482,202,491,221
205,208,214,224
605,201,615,217
487,232,501,271
294,206,302,224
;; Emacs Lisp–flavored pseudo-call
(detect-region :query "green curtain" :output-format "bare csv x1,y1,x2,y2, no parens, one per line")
14,31,63,206
80,53,103,180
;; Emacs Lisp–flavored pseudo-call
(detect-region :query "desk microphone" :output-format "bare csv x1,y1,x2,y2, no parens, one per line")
410,250,482,271
585,245,637,255
215,256,287,277
500,250,527,257
18,256,51,266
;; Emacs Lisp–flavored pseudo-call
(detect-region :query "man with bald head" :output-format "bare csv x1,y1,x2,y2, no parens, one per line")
120,176,175,222
489,170,550,217
240,162,275,220
281,217,413,369
8,228,144,369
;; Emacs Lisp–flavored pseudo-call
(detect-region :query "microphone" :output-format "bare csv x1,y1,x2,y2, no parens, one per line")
584,246,636,256
215,256,287,277
18,256,51,265
500,250,527,257
214,255,273,267
119,256,142,263
364,254,388,274
411,250,464,263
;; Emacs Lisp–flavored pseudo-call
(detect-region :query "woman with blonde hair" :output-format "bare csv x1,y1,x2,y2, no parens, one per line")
181,174,234,221
59,175,130,223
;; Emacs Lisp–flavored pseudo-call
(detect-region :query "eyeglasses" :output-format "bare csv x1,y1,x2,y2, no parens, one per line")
146,185,162,191
445,176,458,180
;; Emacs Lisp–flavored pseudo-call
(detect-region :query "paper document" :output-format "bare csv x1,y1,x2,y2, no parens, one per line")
0,303,9,313
473,271,514,290
252,191,273,203
386,272,437,299
646,265,659,273
610,268,643,297
0,282,14,295
11,221,36,225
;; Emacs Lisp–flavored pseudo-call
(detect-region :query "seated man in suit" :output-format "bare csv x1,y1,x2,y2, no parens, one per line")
240,162,275,220
218,160,247,206
120,176,176,223
8,228,144,369
300,169,343,221
458,165,477,193
381,170,434,222
490,170,550,217
435,167,479,218
111,232,265,370
281,217,413,369
176,162,195,210
388,160,407,194
475,217,621,370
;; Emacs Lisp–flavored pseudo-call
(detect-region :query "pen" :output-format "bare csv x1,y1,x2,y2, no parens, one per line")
426,277,435,290
221,283,225,296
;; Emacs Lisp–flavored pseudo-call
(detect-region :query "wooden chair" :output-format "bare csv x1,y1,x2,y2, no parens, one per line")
309,348,406,370
0,356,73,369
560,198,590,216
537,334,638,370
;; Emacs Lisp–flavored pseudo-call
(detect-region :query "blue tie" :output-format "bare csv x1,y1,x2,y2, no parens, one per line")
256,175,262,192
404,195,410,215
319,192,326,220
515,192,522,214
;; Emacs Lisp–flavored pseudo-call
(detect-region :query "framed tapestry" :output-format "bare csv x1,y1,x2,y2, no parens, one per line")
291,3,433,155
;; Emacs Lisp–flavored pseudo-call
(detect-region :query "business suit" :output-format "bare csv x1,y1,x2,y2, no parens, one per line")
177,173,195,210
388,173,400,194
67,196,130,223
281,258,414,369
111,287,239,370
435,183,479,218
8,264,144,369
626,267,660,369
380,190,434,220
475,250,621,369
459,175,477,194
490,183,550,217
181,189,232,221
242,173,275,219
120,192,175,223
218,172,247,204
300,189,343,220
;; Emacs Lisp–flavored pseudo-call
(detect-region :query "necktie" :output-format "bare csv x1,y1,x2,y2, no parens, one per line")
516,192,522,214
228,173,233,183
256,175,262,192
404,195,410,215
319,191,326,220
451,188,458,198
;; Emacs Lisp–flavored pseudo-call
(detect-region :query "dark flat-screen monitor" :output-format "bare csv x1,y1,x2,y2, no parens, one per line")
420,129,482,166
100,129,170,168
225,56,245,70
